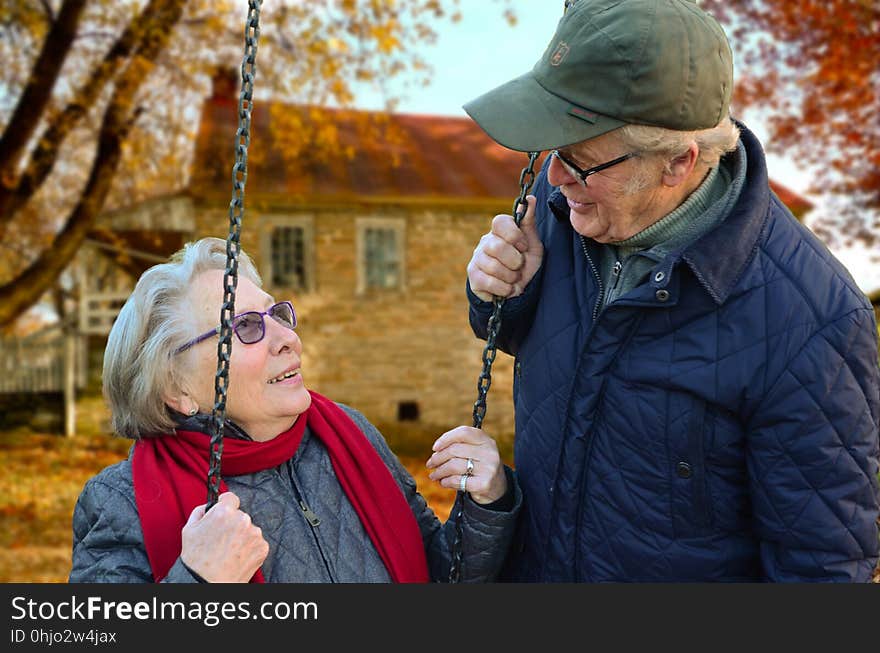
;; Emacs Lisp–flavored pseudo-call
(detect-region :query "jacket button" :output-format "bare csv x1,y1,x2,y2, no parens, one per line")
656,289,670,302
676,462,692,478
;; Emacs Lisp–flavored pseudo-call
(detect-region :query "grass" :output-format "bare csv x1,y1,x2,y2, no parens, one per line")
0,396,455,583
0,428,129,582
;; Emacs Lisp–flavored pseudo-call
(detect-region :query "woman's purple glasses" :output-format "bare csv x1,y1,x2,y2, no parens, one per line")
175,301,296,354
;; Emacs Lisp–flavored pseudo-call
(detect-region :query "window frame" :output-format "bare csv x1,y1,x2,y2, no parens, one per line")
260,215,316,293
355,216,406,295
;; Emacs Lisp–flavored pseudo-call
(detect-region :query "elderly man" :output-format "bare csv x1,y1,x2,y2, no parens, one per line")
464,0,880,581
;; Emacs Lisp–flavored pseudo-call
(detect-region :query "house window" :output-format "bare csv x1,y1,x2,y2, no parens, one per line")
365,228,399,288
261,216,314,292
271,226,306,288
356,218,405,293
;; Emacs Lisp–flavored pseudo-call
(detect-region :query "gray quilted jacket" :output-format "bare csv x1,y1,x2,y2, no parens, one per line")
69,405,521,583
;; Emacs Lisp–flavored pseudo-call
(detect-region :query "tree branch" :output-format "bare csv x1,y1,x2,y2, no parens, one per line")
0,0,187,325
0,0,176,226
0,0,87,183
39,0,55,21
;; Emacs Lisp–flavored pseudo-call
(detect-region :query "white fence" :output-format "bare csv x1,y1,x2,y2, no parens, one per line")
0,327,86,394
79,291,129,336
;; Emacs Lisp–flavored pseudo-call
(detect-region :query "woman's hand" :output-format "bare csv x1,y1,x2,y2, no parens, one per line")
426,426,508,505
180,491,269,582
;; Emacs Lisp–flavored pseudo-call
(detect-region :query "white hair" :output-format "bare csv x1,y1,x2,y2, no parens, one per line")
103,237,261,439
618,115,741,175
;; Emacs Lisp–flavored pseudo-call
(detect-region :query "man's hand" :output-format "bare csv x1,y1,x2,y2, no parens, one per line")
467,195,543,302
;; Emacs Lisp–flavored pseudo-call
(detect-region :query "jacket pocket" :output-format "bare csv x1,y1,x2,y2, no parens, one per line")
685,399,712,528
671,398,714,535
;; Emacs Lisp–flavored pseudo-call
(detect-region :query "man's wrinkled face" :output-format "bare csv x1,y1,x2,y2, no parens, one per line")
547,131,662,243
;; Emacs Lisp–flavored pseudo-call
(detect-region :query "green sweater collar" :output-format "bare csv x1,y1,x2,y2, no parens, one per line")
614,164,729,261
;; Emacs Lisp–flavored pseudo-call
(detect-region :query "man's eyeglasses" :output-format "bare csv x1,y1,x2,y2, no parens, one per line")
551,149,638,187
175,301,297,354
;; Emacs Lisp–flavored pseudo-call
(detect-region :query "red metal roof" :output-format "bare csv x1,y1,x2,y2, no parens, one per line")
193,98,546,202
192,89,811,214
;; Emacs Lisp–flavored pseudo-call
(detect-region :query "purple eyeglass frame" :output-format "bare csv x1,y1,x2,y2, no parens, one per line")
174,301,297,354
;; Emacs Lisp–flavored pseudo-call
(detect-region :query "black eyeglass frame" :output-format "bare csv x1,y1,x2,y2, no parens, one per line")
174,301,297,354
551,149,638,187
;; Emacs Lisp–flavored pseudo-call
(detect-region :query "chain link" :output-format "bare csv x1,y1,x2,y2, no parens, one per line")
447,150,540,582
207,0,262,510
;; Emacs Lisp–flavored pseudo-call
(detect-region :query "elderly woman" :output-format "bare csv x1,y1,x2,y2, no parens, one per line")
70,237,520,583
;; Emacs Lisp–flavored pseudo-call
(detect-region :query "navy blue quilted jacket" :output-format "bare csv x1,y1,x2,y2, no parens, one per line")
468,124,880,582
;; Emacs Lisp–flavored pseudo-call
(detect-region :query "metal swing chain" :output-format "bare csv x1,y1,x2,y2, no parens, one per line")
447,150,540,582
207,0,263,510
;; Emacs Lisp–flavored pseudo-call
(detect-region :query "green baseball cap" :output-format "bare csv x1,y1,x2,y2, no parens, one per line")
463,0,733,152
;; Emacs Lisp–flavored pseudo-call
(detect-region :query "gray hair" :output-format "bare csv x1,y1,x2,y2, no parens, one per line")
618,115,741,175
103,237,262,439
613,116,740,194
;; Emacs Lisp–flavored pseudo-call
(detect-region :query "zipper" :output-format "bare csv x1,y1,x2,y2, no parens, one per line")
299,500,321,527
607,259,624,305
579,236,604,321
540,235,605,579
540,234,605,574
572,311,645,580
286,460,337,582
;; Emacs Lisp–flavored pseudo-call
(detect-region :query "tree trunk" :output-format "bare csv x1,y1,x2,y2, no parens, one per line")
0,0,187,326
0,0,87,184
0,0,175,226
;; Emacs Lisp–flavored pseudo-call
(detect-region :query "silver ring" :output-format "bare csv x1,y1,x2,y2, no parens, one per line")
459,473,468,492
465,457,475,476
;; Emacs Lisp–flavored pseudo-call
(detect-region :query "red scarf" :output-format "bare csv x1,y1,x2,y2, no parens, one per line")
132,391,429,583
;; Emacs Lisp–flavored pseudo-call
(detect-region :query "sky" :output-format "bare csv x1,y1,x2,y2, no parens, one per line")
354,1,880,293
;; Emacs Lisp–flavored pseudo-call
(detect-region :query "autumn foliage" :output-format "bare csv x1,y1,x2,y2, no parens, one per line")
0,397,454,582
700,0,880,245
0,0,473,328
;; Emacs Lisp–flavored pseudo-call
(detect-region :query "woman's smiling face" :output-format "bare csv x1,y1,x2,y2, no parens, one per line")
182,269,311,440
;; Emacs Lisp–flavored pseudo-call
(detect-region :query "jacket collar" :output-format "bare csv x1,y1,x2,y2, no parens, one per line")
679,123,769,304
547,121,770,306
172,411,252,441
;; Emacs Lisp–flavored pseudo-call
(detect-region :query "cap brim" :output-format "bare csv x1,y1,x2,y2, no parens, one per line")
463,72,627,152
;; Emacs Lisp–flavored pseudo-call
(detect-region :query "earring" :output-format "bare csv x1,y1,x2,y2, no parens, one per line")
188,407,198,416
